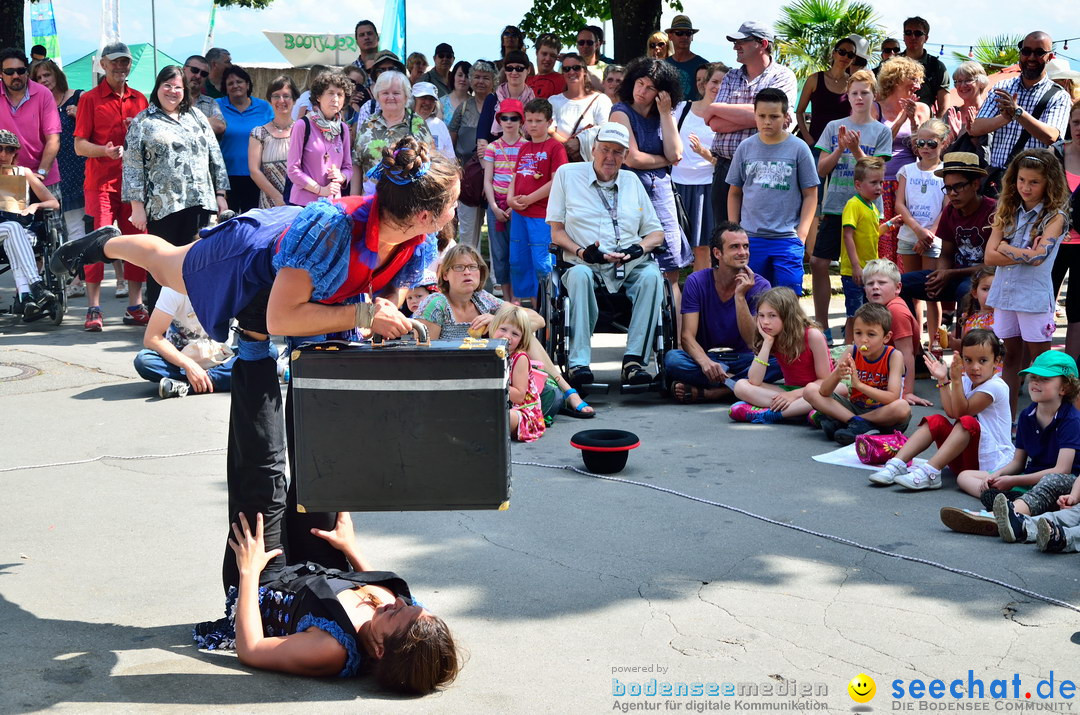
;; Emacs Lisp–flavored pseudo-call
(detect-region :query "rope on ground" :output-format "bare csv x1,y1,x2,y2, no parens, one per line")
4,448,1074,614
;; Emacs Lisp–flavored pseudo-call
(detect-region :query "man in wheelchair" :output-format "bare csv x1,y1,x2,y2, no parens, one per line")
0,129,59,321
546,122,666,387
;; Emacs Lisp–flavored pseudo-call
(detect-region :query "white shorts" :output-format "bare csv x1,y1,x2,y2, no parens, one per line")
896,238,942,258
992,307,1056,343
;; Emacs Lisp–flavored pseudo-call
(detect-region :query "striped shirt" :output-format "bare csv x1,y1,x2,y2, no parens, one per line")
975,76,1070,169
709,61,798,160
483,136,526,200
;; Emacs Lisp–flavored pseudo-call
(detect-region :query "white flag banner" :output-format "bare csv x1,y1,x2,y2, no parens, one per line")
263,31,358,67
94,0,120,83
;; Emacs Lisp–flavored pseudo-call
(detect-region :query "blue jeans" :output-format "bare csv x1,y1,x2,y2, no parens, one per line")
133,349,237,391
563,260,662,368
748,235,805,295
509,214,552,300
486,207,511,286
840,275,867,317
664,349,783,389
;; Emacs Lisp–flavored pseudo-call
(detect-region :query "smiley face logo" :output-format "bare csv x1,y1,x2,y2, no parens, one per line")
847,673,876,703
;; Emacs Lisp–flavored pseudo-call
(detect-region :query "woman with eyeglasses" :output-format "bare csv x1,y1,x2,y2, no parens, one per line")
794,37,857,148
646,32,672,60
440,61,472,124
249,75,297,209
477,50,536,143
602,64,625,105
610,57,693,313
548,53,612,159
877,56,931,270
944,61,989,150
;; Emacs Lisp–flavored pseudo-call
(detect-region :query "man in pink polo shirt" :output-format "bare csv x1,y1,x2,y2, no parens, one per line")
0,47,61,195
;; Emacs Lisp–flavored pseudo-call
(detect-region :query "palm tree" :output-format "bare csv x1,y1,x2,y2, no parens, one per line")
774,0,887,80
950,34,1022,72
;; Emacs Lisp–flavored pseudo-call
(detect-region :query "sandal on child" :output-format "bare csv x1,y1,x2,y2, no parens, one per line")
559,388,595,418
672,381,704,404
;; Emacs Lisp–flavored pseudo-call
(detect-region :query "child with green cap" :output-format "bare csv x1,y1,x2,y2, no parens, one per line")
947,351,1080,539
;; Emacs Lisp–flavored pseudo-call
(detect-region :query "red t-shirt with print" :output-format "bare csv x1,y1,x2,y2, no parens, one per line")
512,137,568,219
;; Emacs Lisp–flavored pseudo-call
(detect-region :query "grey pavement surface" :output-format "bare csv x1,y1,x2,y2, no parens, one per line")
2,282,1080,714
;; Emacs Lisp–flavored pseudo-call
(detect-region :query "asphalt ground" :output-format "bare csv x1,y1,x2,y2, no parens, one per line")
3,278,1080,714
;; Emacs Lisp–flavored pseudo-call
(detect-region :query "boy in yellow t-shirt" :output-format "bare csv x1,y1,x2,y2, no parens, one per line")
840,156,901,341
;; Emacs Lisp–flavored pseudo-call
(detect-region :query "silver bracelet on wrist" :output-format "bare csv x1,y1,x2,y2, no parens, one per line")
354,302,375,329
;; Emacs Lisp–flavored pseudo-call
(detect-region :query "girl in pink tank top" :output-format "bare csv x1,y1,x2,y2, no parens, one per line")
730,287,834,423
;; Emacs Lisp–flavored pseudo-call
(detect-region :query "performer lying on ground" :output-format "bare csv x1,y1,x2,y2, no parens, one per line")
53,137,460,692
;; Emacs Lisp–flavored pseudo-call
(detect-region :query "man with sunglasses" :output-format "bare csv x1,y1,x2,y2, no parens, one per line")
874,38,900,77
899,152,996,307
900,17,950,117
576,27,608,92
183,55,225,136
970,31,1070,181
419,43,454,97
664,15,709,101
0,48,61,198
705,21,797,227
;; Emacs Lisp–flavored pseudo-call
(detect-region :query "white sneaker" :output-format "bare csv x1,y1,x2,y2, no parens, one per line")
115,277,128,298
66,281,85,298
894,463,942,490
869,457,907,485
158,377,190,399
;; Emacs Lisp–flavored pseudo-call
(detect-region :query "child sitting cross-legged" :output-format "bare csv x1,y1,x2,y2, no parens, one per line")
729,287,833,423
868,329,1012,490
804,302,912,445
959,351,1080,533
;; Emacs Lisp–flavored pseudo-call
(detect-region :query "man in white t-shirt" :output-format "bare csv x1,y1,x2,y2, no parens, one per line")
133,287,239,398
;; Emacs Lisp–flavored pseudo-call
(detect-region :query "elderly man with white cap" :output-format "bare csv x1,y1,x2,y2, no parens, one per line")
547,122,666,388
704,20,797,228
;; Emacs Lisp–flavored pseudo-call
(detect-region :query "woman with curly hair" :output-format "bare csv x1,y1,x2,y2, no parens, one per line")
609,57,692,311
876,56,931,269
286,71,354,206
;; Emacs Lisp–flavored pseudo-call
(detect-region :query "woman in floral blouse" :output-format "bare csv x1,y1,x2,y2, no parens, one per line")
123,65,229,311
350,70,432,195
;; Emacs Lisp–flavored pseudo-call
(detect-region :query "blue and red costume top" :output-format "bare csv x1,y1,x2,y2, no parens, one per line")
182,195,435,342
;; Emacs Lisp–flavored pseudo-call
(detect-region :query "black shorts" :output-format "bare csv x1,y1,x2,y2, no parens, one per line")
812,214,844,260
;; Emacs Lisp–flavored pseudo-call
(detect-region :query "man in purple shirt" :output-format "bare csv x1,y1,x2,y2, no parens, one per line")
0,47,61,196
665,221,783,403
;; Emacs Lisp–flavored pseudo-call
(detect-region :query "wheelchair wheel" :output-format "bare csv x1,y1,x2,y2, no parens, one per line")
41,213,68,325
536,274,552,349
654,278,677,393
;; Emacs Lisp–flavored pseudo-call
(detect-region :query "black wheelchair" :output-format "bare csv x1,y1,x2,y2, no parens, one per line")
0,208,68,324
536,243,677,395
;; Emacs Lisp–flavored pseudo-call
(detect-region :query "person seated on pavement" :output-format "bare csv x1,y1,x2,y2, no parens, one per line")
546,121,666,388
134,285,247,399
898,151,995,315
415,244,595,418
664,221,782,403
0,129,58,321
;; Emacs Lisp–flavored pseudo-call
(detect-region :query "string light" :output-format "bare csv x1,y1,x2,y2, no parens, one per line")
939,44,944,56
968,46,974,58
1065,41,1070,50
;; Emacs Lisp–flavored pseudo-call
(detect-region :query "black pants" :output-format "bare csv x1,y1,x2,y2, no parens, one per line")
709,156,732,226
1052,243,1080,325
221,299,345,593
227,175,261,214
145,206,209,313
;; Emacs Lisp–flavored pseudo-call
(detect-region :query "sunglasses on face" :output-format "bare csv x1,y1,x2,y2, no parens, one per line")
650,43,667,50
497,114,521,122
903,29,926,38
504,64,527,73
436,53,454,60
670,30,692,37
834,48,855,58
577,39,595,46
882,47,900,54
0,146,17,152
1,67,28,76
942,180,972,194
1019,46,1050,58
914,139,939,149
562,65,584,73
184,65,209,78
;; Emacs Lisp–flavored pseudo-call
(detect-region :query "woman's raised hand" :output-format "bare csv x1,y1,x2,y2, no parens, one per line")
228,512,283,576
311,512,357,553
655,91,673,115
370,296,414,339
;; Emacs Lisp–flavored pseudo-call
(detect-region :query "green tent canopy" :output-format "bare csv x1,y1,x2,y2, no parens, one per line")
63,43,183,95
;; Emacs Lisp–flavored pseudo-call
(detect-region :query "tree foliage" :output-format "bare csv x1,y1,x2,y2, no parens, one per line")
774,0,886,80
519,0,682,64
950,34,1022,72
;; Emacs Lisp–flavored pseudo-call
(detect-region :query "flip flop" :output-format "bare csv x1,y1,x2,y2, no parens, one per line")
671,381,703,404
559,388,595,418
